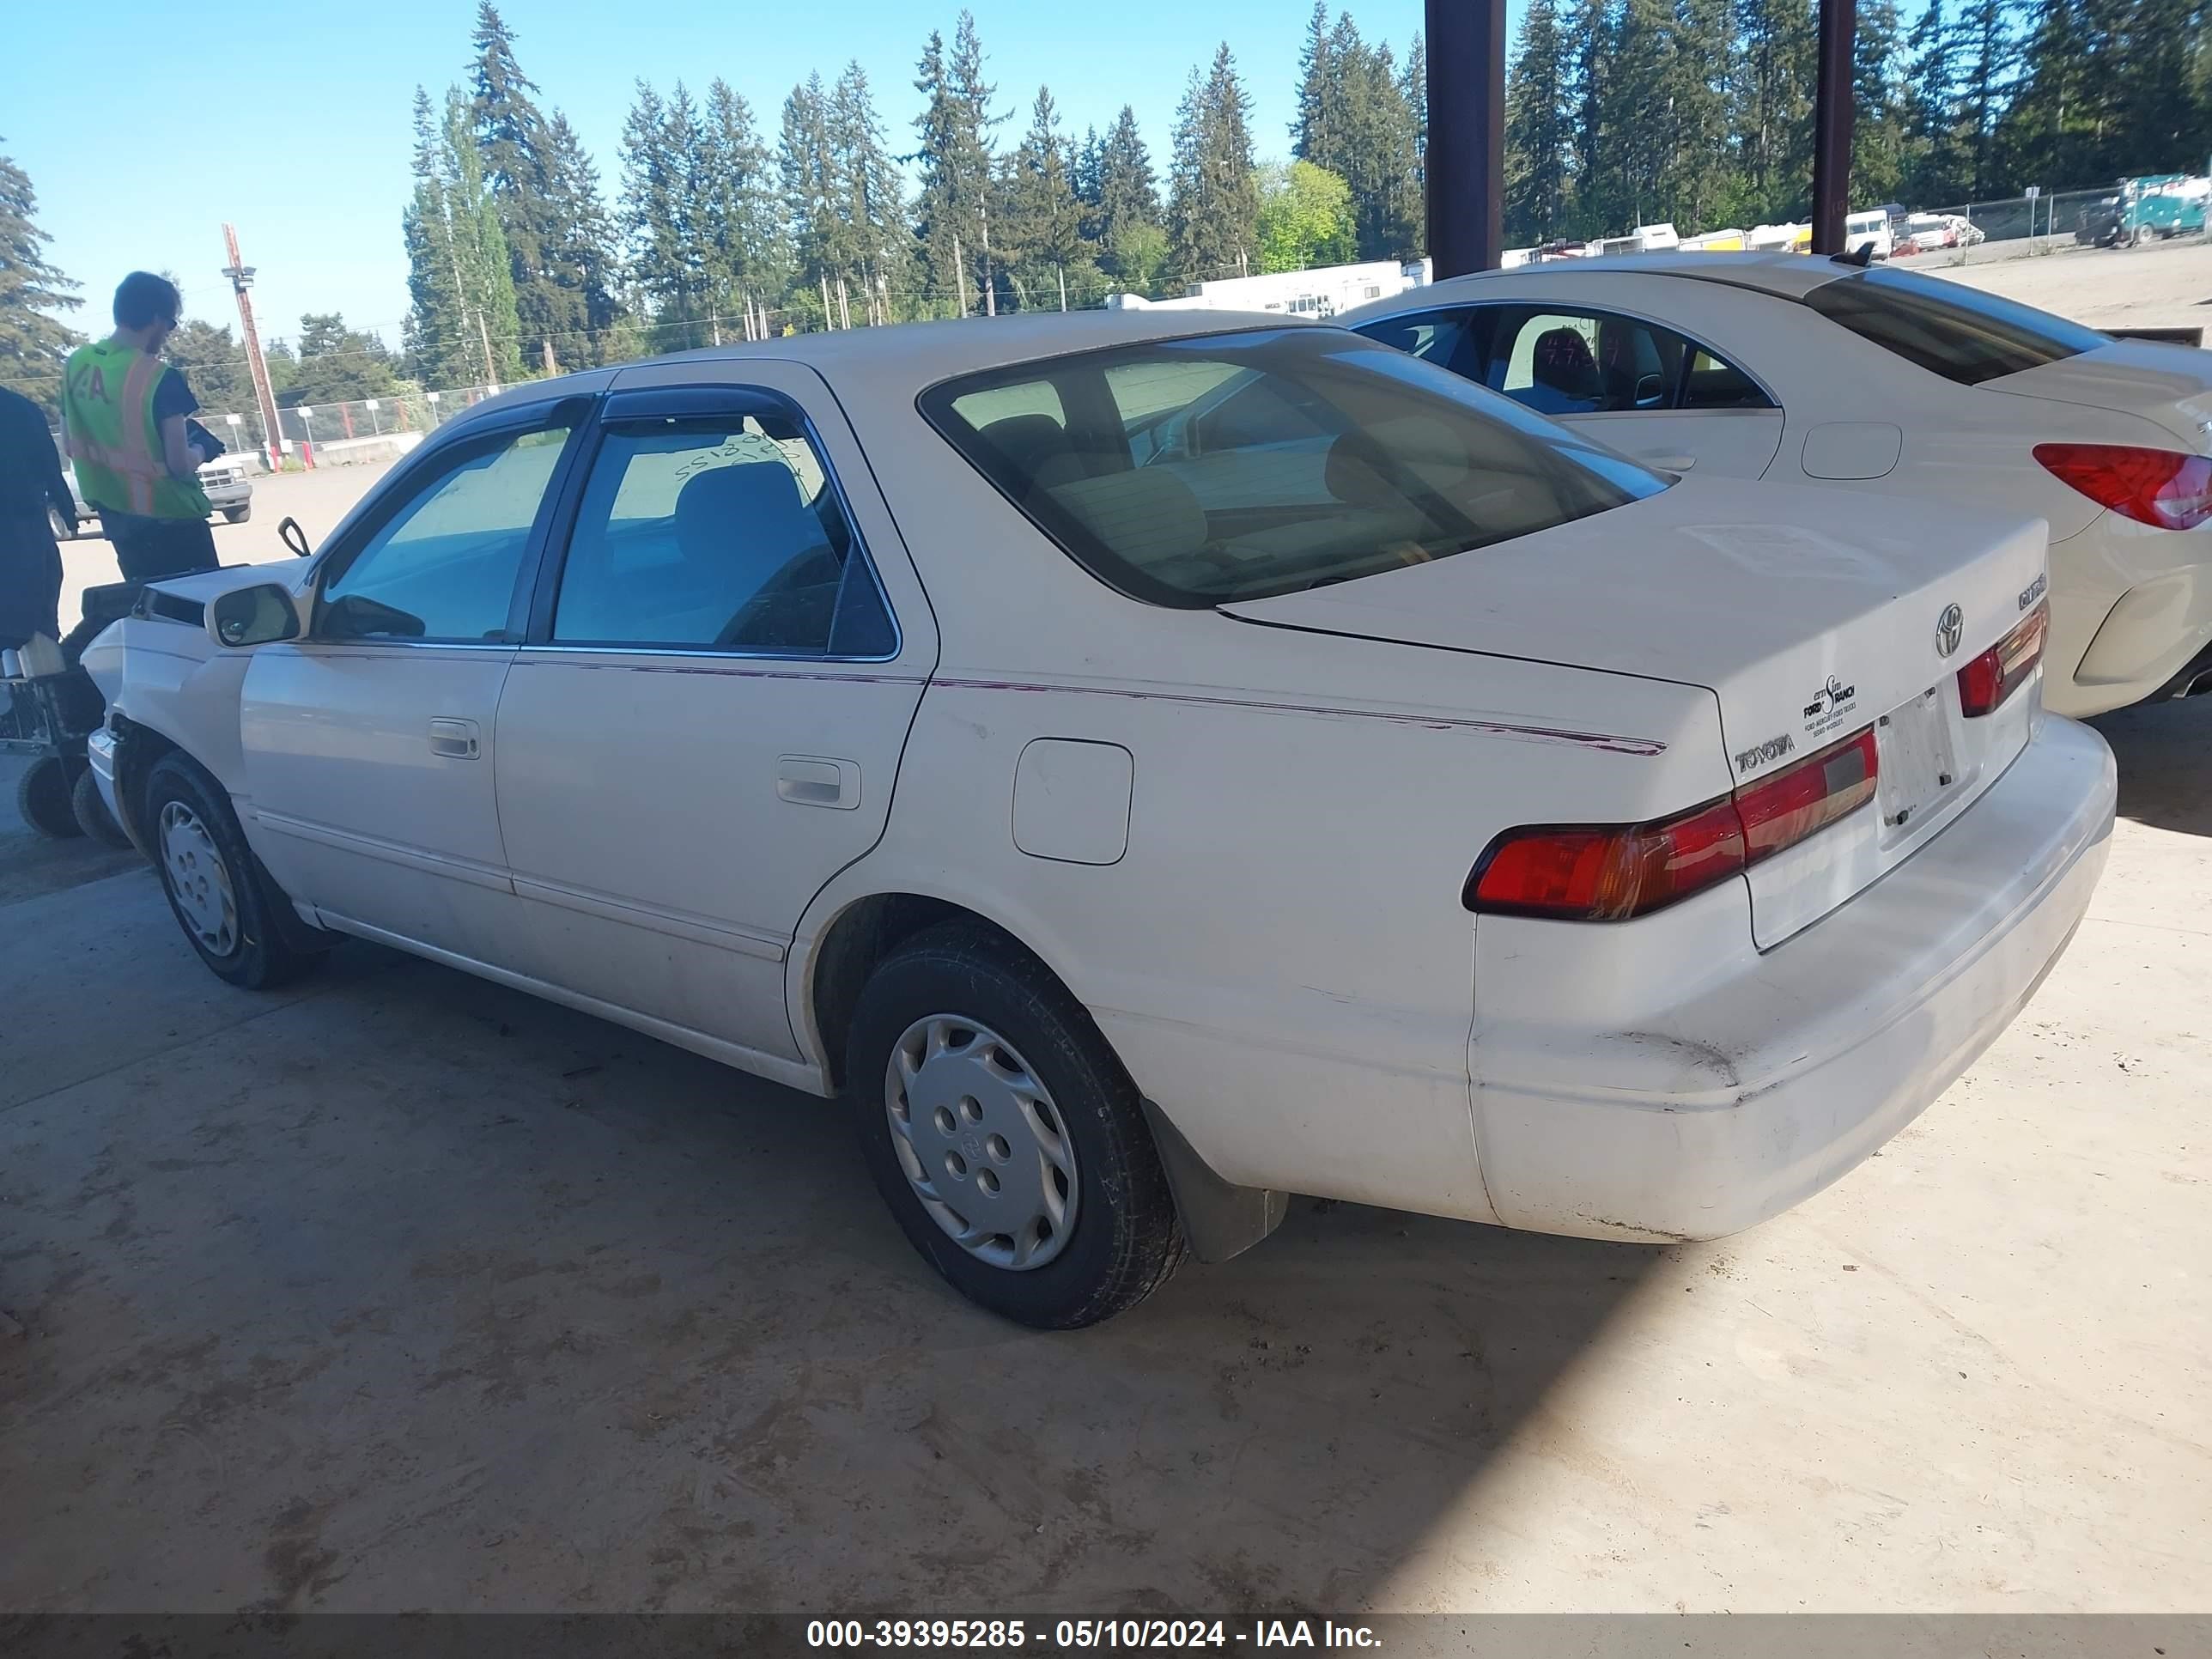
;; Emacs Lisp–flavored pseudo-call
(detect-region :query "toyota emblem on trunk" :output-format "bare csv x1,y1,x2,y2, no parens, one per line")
1936,603,1965,659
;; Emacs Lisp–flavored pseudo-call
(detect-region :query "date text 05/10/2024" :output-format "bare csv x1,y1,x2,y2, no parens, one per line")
805,1620,1383,1649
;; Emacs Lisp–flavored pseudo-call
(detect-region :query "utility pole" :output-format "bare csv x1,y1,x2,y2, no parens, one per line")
1058,264,1068,312
476,309,499,392
954,235,969,315
820,274,834,329
979,194,996,317
219,223,286,471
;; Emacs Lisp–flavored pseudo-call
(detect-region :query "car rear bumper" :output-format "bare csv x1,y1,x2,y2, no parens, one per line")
1468,714,2115,1243
2047,519,2212,717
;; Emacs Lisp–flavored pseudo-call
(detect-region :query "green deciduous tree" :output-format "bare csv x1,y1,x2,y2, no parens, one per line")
0,145,80,416
1255,159,1357,270
1166,44,1261,287
402,87,525,388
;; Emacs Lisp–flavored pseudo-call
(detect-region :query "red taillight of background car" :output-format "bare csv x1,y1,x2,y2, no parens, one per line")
1957,600,2049,717
2033,443,2212,531
1467,728,1879,921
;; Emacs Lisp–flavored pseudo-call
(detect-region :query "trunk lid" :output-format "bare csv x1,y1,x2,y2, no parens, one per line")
1987,340,2212,453
1223,476,2051,946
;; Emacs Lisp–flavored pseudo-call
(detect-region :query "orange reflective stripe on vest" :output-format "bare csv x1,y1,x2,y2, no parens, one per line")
114,351,163,514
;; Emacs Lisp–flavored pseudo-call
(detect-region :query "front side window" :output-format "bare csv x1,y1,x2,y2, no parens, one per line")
1803,267,2106,386
319,422,572,642
551,406,893,657
920,326,1664,609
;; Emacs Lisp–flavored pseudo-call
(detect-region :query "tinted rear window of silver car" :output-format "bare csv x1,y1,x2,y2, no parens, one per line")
1803,267,2106,386
920,327,1663,609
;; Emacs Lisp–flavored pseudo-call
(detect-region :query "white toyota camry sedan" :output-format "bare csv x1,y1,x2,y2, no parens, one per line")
81,313,2115,1327
1345,253,2212,719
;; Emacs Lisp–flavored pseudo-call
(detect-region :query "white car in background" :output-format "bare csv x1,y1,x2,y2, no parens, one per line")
1346,253,2212,717
80,314,2113,1327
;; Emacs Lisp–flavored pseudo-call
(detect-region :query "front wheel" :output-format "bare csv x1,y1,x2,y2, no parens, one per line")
222,507,251,525
70,763,133,848
846,923,1185,1328
145,752,326,988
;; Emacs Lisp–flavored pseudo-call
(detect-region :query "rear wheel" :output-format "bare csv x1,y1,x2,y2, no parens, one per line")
70,763,133,848
846,923,1184,1328
145,753,325,988
16,757,82,839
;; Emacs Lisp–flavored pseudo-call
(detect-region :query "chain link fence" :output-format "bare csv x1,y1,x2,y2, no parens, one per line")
1893,182,2205,267
191,383,512,471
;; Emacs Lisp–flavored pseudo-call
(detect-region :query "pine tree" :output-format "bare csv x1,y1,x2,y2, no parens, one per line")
1565,0,1616,235
911,12,1002,317
1292,2,1348,164
1733,0,1818,221
621,80,707,346
1401,31,1429,234
696,78,781,334
1504,0,1575,242
2106,0,2203,175
1165,45,1260,288
544,111,630,365
826,63,913,324
469,3,586,374
0,144,80,415
1000,87,1091,309
781,75,840,325
1994,0,2092,189
1088,108,1164,289
1950,0,2015,197
1852,0,1911,209
1902,0,1971,204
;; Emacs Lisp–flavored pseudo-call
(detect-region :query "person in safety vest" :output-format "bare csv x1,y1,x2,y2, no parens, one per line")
58,272,219,584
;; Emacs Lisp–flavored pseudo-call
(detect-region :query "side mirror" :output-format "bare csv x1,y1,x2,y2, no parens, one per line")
207,582,302,648
277,515,312,558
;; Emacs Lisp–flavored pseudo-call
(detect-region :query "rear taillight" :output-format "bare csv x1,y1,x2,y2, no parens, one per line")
1957,600,2048,717
1467,728,1879,921
2033,443,2212,531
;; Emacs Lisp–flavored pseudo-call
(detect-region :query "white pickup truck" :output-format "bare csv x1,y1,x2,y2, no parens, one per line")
55,453,253,540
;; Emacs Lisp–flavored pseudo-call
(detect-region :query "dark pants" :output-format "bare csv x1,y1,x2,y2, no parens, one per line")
100,512,218,584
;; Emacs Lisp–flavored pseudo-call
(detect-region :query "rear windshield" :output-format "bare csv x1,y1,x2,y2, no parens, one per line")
1804,267,2106,386
919,326,1664,608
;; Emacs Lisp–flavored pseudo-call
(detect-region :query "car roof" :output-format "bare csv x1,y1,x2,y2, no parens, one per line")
1341,252,1851,324
461,308,1313,423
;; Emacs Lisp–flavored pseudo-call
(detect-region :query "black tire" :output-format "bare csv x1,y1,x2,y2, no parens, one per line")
222,507,251,525
846,922,1185,1328
70,763,133,848
49,504,76,543
16,757,82,839
143,752,326,989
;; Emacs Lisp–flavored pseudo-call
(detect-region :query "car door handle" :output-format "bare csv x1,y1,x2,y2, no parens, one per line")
428,718,481,760
777,755,860,810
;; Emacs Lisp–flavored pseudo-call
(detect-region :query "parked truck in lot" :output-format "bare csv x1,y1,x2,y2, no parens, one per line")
2079,175,2209,248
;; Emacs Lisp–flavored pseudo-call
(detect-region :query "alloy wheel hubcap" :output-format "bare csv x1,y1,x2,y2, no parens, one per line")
160,802,239,958
884,1015,1079,1271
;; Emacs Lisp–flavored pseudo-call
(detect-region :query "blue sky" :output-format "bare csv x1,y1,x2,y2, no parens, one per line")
8,0,1440,350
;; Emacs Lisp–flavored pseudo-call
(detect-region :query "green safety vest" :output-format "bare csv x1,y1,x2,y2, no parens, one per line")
60,339,210,520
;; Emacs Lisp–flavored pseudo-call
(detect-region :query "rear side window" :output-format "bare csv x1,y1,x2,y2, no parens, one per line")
1804,268,2106,386
552,408,894,657
920,326,1664,609
1350,307,1494,381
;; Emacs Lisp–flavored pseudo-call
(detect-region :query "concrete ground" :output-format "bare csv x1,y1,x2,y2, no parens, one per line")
1928,234,2212,336
4,310,2209,1620
0,699,2205,1614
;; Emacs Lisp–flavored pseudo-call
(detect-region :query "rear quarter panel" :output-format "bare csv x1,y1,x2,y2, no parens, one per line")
792,383,1735,1218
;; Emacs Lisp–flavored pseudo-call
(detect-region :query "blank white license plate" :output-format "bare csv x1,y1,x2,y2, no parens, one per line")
1877,690,1956,832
